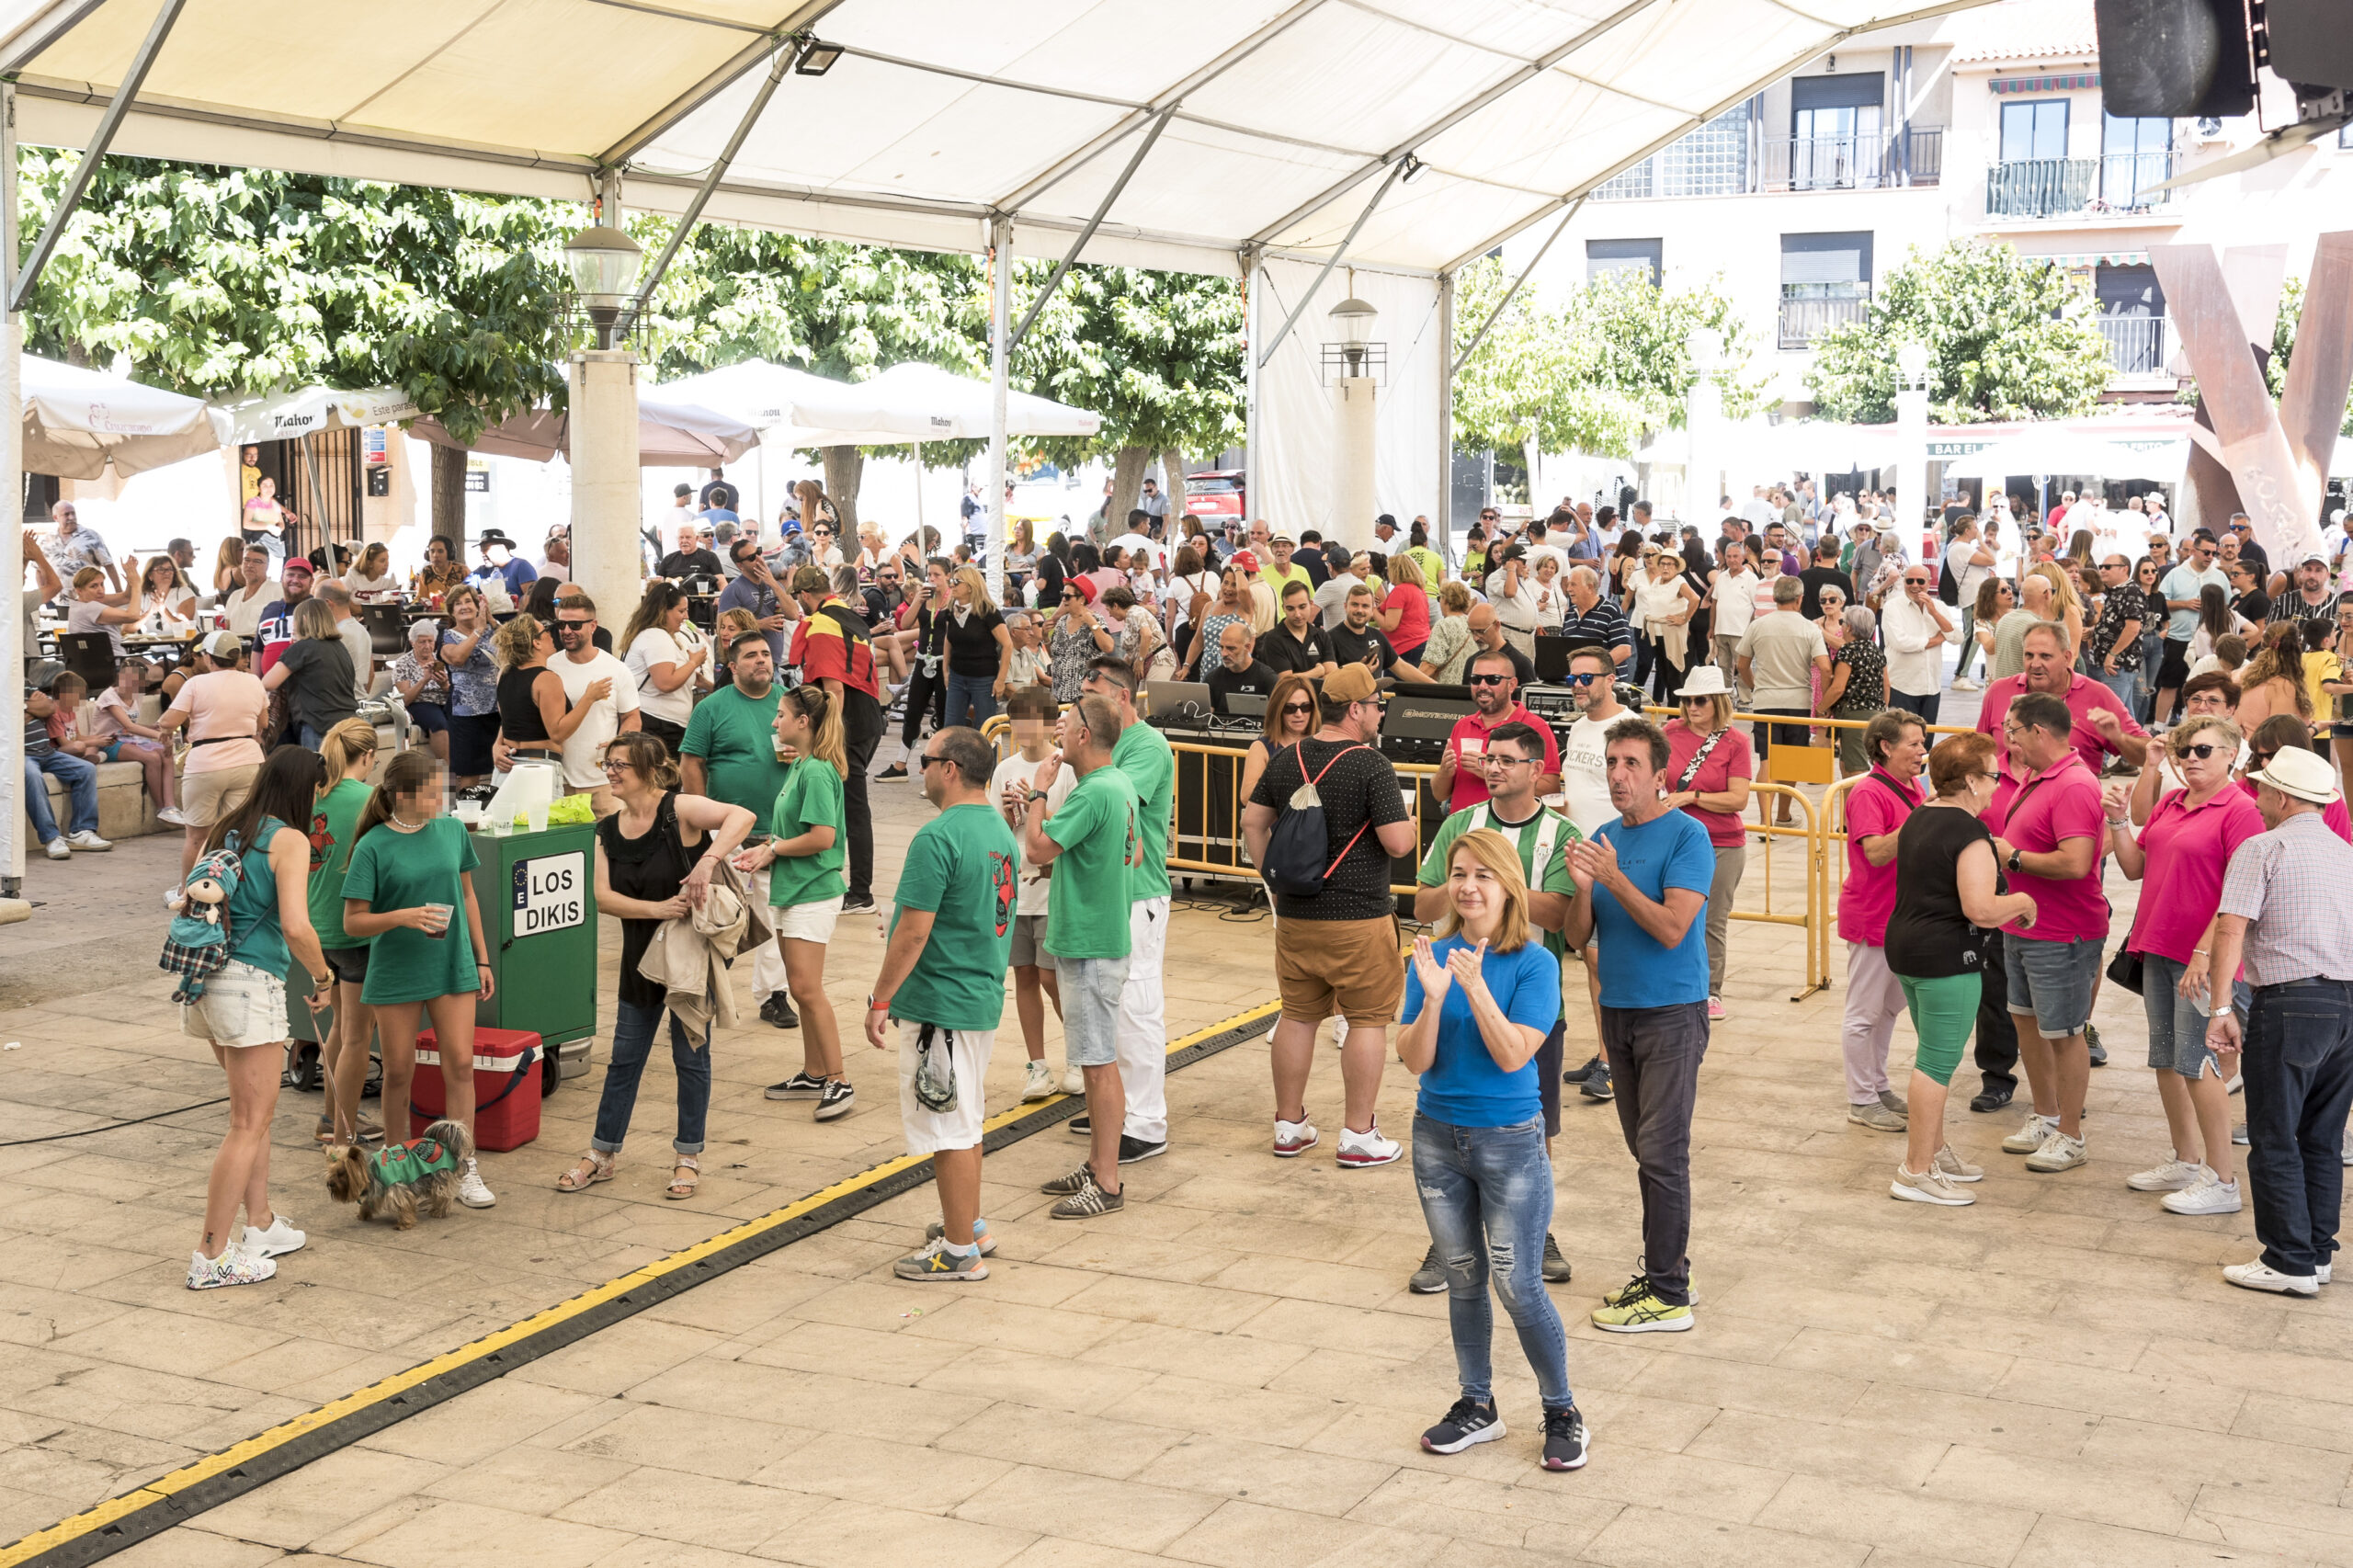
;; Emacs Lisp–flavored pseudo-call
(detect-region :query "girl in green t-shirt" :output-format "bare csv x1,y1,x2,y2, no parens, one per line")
307,719,381,1148
733,684,854,1122
341,749,499,1211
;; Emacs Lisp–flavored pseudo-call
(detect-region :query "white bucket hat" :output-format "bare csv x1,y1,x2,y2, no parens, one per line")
1676,665,1732,699
2249,746,2343,806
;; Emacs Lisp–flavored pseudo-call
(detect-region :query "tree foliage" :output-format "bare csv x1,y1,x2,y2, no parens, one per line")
1805,240,2113,425
1450,258,1763,460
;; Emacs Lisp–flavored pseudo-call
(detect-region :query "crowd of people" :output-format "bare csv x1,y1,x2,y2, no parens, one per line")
28,460,2353,1471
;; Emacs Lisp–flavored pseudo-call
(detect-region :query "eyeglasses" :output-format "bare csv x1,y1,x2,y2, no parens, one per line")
601,758,631,775
556,619,591,631
1484,753,1534,767
1564,671,1604,687
1466,674,1510,687
2248,748,2277,767
1280,700,1313,715
2182,743,2225,760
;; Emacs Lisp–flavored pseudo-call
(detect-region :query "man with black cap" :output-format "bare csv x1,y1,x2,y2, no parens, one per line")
472,530,539,599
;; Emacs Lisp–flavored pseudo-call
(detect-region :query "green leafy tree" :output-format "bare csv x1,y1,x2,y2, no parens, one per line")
1805,240,2112,424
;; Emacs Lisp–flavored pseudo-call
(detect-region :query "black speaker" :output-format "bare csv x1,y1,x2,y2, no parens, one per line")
2266,0,2353,93
2096,0,2256,119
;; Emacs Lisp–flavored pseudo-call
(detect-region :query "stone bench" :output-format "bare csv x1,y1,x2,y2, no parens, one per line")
23,758,164,844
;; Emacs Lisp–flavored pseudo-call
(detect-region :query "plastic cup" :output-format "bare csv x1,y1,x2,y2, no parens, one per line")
423,903,453,938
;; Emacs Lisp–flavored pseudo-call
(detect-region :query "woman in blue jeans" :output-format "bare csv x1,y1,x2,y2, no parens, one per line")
560,733,754,1200
1398,828,1586,1472
939,565,1011,729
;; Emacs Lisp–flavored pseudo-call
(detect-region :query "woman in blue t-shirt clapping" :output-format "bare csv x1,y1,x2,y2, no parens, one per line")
1398,828,1586,1473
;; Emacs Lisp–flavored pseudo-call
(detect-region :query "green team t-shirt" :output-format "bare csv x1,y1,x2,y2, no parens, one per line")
889,801,1018,1031
680,684,788,824
1042,765,1138,960
342,816,482,1005
1416,801,1580,1016
1112,720,1174,903
305,777,374,950
767,755,847,907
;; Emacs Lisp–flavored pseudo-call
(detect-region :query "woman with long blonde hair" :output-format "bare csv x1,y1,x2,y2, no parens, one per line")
308,718,382,1148
1378,551,1432,666
939,563,1013,727
733,683,855,1121
2235,619,2314,730
2029,561,2084,656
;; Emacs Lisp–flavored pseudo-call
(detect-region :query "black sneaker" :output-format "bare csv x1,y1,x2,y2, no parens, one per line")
766,1071,824,1101
1067,1114,1091,1135
1969,1083,2014,1113
760,994,800,1030
1117,1134,1166,1163
1540,1406,1589,1471
1542,1233,1572,1283
1563,1055,1599,1085
840,891,876,915
1048,1167,1123,1219
1409,1243,1446,1294
878,763,908,780
814,1078,857,1120
2086,1023,2108,1067
1581,1062,1614,1102
1420,1396,1504,1454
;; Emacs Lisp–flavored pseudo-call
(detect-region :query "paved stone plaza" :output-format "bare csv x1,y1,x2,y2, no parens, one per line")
6,777,2353,1568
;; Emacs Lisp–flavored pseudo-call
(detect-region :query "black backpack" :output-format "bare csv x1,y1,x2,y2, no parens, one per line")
1260,743,1372,899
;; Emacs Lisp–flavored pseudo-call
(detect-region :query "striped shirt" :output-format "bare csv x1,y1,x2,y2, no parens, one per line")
1560,600,1631,664
2268,590,2337,637
2216,811,2353,987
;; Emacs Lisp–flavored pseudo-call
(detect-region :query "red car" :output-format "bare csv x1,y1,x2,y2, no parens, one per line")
1184,470,1245,524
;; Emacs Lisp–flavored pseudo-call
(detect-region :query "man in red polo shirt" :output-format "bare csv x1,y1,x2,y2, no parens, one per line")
1985,690,2109,1174
1432,647,1561,812
789,565,885,913
1977,620,2150,777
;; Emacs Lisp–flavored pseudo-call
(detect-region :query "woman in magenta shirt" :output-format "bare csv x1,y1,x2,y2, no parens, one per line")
1661,674,1753,1019
1379,553,1434,666
2105,714,2264,1219
1837,712,1927,1130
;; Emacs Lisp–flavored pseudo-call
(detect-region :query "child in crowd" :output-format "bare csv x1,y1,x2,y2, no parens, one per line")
992,686,1075,1100
2303,617,2342,724
92,660,188,826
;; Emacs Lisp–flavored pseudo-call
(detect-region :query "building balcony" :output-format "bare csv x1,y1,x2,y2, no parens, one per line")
1591,127,1943,200
1985,152,2180,220
1779,288,1871,350
2097,313,2171,377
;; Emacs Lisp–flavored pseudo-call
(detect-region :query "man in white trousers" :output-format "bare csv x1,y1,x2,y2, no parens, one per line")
1066,655,1176,1161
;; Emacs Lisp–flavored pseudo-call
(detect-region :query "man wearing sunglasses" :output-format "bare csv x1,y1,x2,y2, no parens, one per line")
2154,528,2230,725
1435,649,1562,813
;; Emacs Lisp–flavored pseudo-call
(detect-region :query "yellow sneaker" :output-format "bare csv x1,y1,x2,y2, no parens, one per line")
1591,1280,1694,1334
1600,1260,1698,1309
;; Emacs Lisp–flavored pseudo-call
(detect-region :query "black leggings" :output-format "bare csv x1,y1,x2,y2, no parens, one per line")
899,669,946,746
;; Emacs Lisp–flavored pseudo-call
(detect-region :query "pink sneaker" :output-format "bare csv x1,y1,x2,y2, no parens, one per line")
1706,996,1727,1021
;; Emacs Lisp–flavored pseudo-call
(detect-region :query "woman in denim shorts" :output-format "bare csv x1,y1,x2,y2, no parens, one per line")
180,747,333,1290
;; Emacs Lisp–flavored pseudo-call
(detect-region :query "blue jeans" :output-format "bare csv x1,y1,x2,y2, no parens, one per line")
1412,1112,1574,1412
23,751,99,844
1954,606,1979,681
591,996,710,1154
942,670,999,730
2243,980,2353,1277
2095,668,2139,720
2136,628,2165,721
2141,951,2250,1079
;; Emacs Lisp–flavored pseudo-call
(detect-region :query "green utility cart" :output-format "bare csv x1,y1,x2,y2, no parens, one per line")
467,820,600,1093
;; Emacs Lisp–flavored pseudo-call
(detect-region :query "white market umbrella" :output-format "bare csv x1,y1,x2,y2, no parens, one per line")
656,358,1102,449
409,387,764,467
21,354,230,478
1943,426,2189,482
215,385,421,444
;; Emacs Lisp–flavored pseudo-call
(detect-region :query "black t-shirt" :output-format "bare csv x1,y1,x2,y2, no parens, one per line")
1300,551,1330,588
659,549,724,585
2234,587,2272,625
278,639,357,737
940,606,1006,677
1256,621,1336,675
1883,805,2003,978
1208,660,1280,710
1797,564,1849,620
1248,737,1408,922
497,665,565,745
1329,621,1400,673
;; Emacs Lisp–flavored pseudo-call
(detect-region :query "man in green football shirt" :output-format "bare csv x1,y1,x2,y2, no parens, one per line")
680,631,796,1030
866,725,1018,1282
1410,720,1580,1293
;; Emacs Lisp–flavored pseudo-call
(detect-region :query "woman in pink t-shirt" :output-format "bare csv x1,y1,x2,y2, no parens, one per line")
156,632,270,876
1377,553,1433,666
2105,714,2266,1219
1660,673,1753,1018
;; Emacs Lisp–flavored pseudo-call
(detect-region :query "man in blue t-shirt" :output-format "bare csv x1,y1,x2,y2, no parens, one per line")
1565,714,1713,1335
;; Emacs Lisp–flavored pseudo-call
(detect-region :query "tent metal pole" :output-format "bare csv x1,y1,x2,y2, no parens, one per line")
1437,270,1454,565
1007,106,1173,353
1242,246,1261,537
1450,199,1580,380
615,38,794,340
2,79,22,894
986,216,1012,609
9,0,187,314
1255,157,1407,371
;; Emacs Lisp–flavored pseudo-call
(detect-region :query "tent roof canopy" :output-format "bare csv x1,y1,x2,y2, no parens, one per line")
0,0,1984,278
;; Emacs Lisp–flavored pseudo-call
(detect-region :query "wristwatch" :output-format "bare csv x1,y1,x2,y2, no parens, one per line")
2006,846,2024,873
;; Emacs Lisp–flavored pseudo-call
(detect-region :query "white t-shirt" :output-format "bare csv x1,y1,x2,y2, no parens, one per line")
1558,713,1618,843
535,558,571,584
222,583,272,638
626,627,701,726
552,649,639,789
1108,531,1165,578
346,572,401,597
989,754,1074,917
1711,569,1761,638
337,618,376,700
1315,572,1364,631
1943,537,1991,603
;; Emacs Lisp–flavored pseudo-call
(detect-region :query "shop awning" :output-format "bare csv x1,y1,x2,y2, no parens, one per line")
21,351,228,477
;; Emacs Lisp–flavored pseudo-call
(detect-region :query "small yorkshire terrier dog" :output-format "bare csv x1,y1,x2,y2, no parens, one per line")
324,1120,476,1229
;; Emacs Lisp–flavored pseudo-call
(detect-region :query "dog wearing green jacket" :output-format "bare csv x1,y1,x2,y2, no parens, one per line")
324,1119,476,1230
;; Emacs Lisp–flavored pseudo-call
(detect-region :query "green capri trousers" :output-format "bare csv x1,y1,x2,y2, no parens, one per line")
1897,972,1976,1087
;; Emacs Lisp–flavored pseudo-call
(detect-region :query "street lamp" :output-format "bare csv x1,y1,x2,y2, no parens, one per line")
1325,296,1381,545
566,224,643,350
1895,337,1932,392
1328,296,1379,377
1893,339,1932,547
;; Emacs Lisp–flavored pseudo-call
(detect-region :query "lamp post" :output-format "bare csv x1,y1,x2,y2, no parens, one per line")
1894,338,1932,559
565,222,645,628
1327,295,1379,551
1684,325,1723,527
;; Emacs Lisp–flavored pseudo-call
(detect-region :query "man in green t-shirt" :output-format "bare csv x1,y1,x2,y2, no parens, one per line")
1019,693,1140,1221
1063,656,1176,1163
681,632,795,1029
866,725,1017,1283
1408,719,1580,1294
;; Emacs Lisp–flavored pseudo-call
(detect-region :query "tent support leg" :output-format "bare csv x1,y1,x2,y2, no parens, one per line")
1241,245,1261,535
617,38,797,338
1256,156,1408,371
1008,107,1174,353
1449,199,1579,380
986,217,1013,608
2,79,22,895
1437,270,1454,565
10,0,187,314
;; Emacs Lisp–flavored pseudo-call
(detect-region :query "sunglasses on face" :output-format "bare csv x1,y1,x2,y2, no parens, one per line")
2249,748,2277,767
2183,743,2226,760
918,754,949,770
1467,674,1509,687
556,619,591,631
1280,700,1313,715
1565,671,1604,686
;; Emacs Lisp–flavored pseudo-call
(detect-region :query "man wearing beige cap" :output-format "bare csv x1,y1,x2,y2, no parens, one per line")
2208,745,2353,1296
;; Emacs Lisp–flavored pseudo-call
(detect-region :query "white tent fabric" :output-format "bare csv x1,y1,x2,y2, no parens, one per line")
213,386,420,445
410,390,765,467
1941,426,2192,482
657,359,1101,449
21,352,227,477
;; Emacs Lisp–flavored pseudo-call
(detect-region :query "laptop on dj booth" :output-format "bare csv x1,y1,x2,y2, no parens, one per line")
1142,680,1216,724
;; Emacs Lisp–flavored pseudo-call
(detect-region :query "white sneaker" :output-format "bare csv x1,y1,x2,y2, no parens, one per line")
1332,1016,1349,1047
1336,1119,1403,1169
2224,1259,2318,1296
2024,1131,2087,1172
2226,1072,2244,1095
43,838,71,860
242,1214,307,1257
1931,1144,1984,1183
1951,676,1982,692
2002,1113,2058,1153
2321,1262,2335,1285
1062,1062,1086,1096
1273,1117,1320,1158
65,829,111,852
155,806,191,827
1022,1060,1054,1102
1892,1165,1974,1205
188,1245,276,1290
2162,1172,2243,1215
457,1157,496,1209
2127,1157,2201,1192
164,884,189,908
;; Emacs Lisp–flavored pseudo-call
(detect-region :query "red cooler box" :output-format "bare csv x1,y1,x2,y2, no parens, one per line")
409,1028,542,1151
